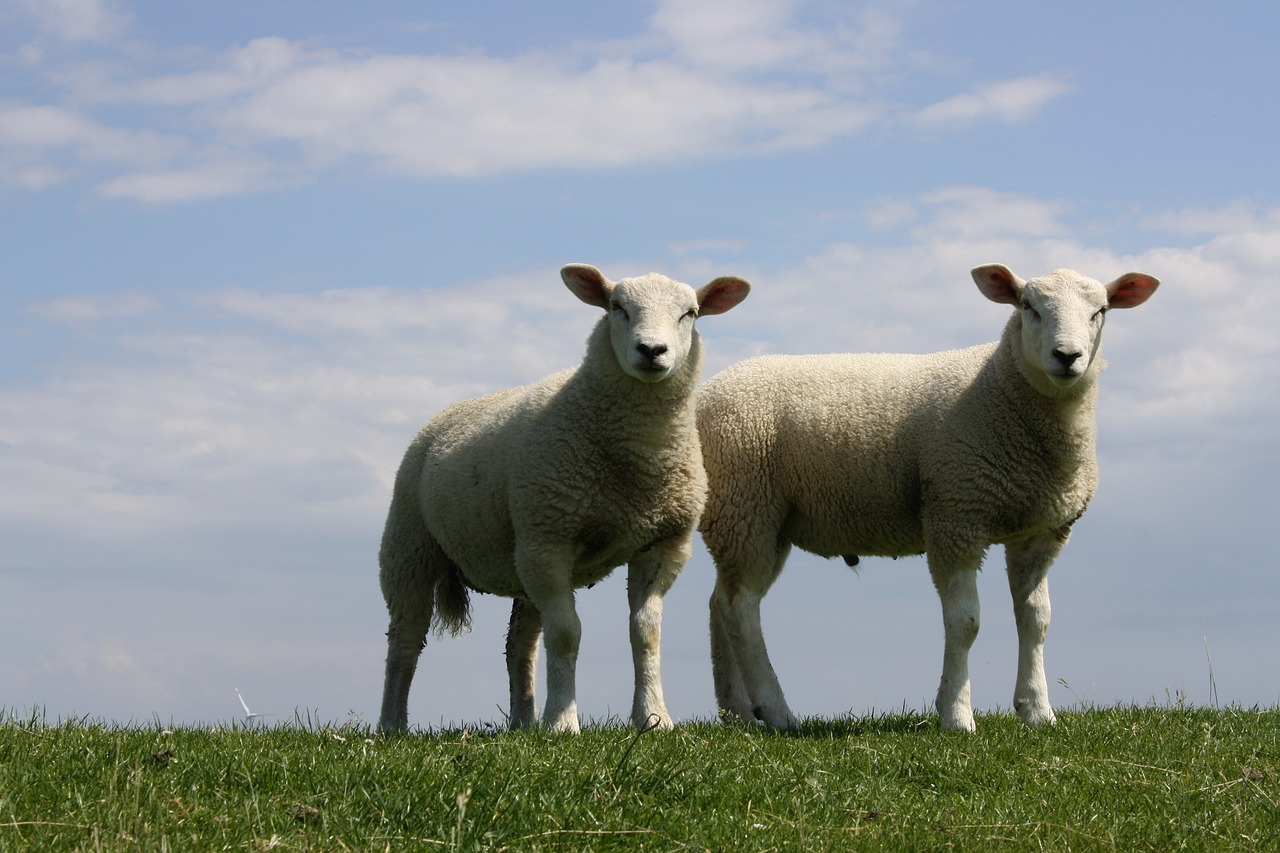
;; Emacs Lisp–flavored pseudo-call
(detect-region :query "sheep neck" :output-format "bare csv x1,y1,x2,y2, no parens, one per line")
992,316,1100,447
563,318,703,449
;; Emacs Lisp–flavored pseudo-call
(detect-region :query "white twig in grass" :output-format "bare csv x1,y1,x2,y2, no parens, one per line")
1203,636,1219,710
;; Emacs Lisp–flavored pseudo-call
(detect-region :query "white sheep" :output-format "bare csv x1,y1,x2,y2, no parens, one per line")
378,264,750,734
696,264,1159,732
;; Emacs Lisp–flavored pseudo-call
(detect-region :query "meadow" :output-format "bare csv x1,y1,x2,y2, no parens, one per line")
2,705,1277,850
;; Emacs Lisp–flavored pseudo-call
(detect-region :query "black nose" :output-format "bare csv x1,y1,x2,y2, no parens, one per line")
636,342,668,361
1052,348,1082,368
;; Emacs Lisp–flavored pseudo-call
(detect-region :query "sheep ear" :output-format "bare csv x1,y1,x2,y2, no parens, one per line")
561,264,613,308
1106,272,1160,309
696,277,751,316
971,264,1025,305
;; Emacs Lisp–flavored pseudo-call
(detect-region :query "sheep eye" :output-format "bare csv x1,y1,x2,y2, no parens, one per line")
682,309,697,321
1092,307,1107,322
1021,301,1041,320
611,301,629,320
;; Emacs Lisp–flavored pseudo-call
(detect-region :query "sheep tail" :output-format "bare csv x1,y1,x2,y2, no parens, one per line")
432,563,472,638
379,451,473,639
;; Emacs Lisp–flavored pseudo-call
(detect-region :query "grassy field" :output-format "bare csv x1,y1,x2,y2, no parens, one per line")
2,706,1277,851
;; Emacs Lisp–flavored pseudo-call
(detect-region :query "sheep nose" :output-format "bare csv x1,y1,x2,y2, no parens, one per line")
1052,348,1082,369
636,342,668,361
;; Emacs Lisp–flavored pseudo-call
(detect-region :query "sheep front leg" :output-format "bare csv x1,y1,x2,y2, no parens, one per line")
929,550,982,732
1005,534,1063,727
518,549,581,733
626,534,690,731
505,598,542,729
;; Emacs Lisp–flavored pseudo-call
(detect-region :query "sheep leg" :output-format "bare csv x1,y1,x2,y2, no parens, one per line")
518,549,581,733
378,613,430,733
377,505,438,734
708,579,752,722
1005,534,1063,727
505,598,542,729
709,540,797,730
626,535,690,731
930,555,981,732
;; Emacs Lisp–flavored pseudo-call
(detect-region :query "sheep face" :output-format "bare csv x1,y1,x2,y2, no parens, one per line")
604,276,700,382
973,264,1160,391
1017,270,1110,388
562,264,752,383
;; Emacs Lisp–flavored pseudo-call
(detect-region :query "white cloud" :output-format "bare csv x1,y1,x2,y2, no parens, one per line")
215,49,878,178
15,0,130,44
0,104,181,163
123,37,309,106
95,157,285,202
0,4,1074,201
915,186,1072,239
35,291,160,322
1141,201,1269,236
916,74,1072,126
648,0,897,79
0,102,185,190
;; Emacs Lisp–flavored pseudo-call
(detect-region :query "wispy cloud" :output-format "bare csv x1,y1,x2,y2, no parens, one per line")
13,0,130,44
0,103,185,188
915,74,1072,126
0,1,1068,202
1141,202,1279,237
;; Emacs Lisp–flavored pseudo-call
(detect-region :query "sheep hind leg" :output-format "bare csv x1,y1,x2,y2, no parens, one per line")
376,509,440,734
1005,534,1063,727
379,612,430,734
505,598,542,729
929,556,982,732
709,579,752,723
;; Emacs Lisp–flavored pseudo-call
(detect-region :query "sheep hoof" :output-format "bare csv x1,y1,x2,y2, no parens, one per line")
842,554,860,567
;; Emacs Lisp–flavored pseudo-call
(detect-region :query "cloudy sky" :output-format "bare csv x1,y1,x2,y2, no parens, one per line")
2,0,1277,729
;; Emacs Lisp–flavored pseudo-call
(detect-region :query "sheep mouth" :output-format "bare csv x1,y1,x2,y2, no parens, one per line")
632,363,672,381
1045,367,1085,386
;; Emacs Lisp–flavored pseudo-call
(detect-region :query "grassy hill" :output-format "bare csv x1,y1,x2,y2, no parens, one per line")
2,706,1277,850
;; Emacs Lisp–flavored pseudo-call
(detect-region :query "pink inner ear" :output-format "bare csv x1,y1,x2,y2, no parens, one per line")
562,265,611,308
698,279,750,316
972,265,1021,305
1108,274,1159,309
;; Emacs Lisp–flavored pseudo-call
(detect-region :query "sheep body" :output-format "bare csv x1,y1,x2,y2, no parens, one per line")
378,264,749,734
697,265,1158,732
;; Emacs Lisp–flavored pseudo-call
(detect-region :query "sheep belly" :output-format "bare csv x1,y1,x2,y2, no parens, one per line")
772,391,932,560
781,475,928,560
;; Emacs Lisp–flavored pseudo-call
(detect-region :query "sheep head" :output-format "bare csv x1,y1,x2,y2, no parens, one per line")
972,263,1160,392
562,264,750,383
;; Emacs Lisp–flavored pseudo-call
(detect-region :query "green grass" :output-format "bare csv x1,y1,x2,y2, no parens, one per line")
2,706,1277,851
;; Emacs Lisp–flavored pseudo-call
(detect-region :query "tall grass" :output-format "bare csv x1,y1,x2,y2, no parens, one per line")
2,705,1277,850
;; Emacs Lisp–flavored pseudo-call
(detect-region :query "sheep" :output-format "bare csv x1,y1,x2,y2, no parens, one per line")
696,263,1159,732
378,263,750,734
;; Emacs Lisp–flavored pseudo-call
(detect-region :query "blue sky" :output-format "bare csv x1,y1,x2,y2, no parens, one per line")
2,0,1278,728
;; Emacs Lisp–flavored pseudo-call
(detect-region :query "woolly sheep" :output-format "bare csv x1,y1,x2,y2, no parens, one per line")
696,263,1159,732
378,264,750,734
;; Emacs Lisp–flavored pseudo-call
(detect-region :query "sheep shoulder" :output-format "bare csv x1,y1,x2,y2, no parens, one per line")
923,337,1101,546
